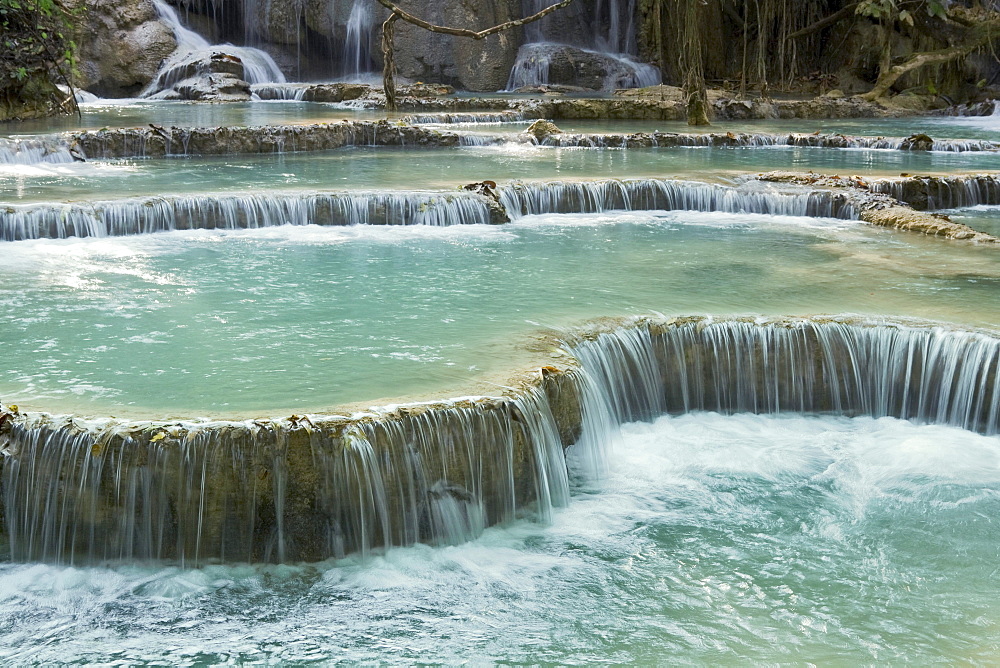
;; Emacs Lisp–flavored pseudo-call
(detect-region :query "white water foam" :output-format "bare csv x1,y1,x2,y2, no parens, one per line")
1,413,997,663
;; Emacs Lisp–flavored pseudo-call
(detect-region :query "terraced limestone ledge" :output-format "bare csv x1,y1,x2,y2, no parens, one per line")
511,120,1000,152
754,171,1000,244
0,177,863,241
3,314,1000,565
71,120,463,159
9,121,996,163
252,83,899,121
0,356,588,565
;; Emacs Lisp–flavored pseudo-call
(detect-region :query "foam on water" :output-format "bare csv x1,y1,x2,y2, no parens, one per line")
1,413,998,662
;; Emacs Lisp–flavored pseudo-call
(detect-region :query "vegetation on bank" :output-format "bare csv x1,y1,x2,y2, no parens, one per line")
4,0,999,122
643,0,999,99
0,0,77,121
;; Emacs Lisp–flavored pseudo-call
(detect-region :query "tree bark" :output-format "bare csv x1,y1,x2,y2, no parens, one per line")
382,14,399,111
681,0,710,126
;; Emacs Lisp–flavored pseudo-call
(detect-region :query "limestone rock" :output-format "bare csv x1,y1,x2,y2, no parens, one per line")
901,133,935,151
861,206,998,242
66,0,177,97
145,50,253,101
524,119,563,141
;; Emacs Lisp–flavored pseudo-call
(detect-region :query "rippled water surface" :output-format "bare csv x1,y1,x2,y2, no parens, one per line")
2,212,997,415
2,413,998,664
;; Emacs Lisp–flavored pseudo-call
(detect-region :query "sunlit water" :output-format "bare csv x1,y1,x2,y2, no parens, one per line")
948,205,1000,237
2,212,997,416
1,413,998,663
4,143,998,205
3,99,999,141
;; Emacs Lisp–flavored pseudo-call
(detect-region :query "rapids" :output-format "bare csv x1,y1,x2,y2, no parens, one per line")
1,413,998,662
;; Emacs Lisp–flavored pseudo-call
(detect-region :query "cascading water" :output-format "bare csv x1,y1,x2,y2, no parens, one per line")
145,0,284,95
341,0,376,79
871,174,1000,210
4,316,1000,566
498,178,859,220
0,137,78,165
513,0,658,90
593,0,637,55
0,190,502,241
0,178,861,241
1,389,571,565
568,317,1000,435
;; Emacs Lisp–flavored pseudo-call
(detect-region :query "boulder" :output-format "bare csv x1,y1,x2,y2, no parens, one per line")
144,50,253,101
901,133,935,151
65,0,177,97
524,119,564,141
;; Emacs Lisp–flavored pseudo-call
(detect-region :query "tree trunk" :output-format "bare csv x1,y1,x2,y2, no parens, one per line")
682,0,710,126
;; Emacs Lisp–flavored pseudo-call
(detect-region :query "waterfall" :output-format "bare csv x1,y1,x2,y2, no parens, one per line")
0,190,502,241
1,390,571,565
499,178,858,220
147,0,285,90
0,137,78,165
251,83,309,101
593,0,636,55
506,43,660,92
4,316,999,565
523,0,637,55
342,0,375,79
870,175,1000,210
568,318,1000,436
515,0,657,90
0,178,861,241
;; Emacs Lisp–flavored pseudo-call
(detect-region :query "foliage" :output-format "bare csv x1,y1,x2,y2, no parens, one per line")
855,0,948,24
0,0,77,119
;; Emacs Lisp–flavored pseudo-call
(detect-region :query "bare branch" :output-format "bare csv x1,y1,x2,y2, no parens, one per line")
787,3,858,40
372,0,577,40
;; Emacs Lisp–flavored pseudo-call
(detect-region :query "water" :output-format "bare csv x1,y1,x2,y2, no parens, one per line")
2,212,998,416
145,0,285,94
946,205,1000,237
2,413,998,662
507,42,660,92
3,87,1000,663
6,142,1000,205
342,0,375,79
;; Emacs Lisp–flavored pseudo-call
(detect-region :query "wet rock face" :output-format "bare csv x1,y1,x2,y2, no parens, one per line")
66,0,178,97
145,50,253,101
390,0,523,92
508,43,656,91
